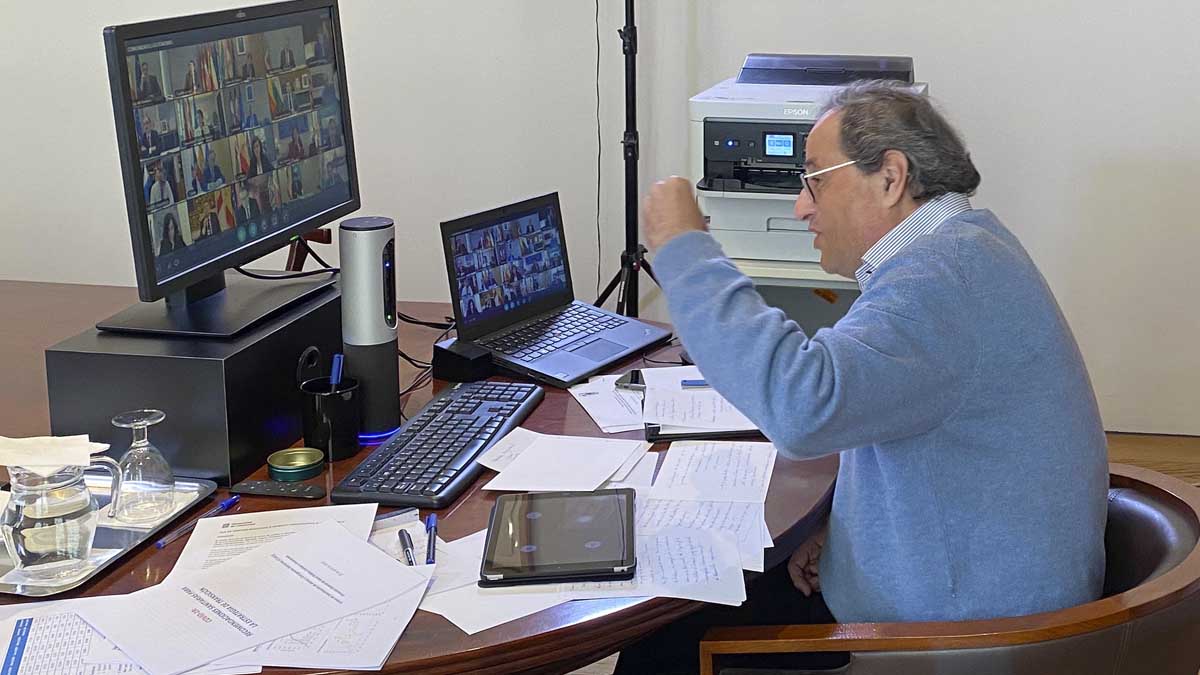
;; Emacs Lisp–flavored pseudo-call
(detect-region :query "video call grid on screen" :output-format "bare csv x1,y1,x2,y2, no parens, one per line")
124,8,351,284
450,207,569,327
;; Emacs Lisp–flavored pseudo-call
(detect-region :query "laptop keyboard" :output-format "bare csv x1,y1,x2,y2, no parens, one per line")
481,304,626,361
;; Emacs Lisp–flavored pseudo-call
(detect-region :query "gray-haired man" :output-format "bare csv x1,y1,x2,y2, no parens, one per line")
618,81,1107,674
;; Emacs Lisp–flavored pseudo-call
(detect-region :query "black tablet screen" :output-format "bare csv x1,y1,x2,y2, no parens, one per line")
484,492,632,572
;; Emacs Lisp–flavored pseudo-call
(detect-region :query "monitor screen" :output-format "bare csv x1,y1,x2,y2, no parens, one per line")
112,4,354,292
448,204,569,328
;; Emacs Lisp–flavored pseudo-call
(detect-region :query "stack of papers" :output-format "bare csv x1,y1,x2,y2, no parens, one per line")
478,428,651,492
641,441,777,572
568,366,758,437
0,503,438,675
420,440,778,635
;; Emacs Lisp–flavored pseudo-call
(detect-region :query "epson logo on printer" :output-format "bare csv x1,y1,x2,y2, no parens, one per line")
782,105,819,118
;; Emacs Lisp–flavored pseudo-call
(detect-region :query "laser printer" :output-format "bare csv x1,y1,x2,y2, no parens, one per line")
689,54,925,264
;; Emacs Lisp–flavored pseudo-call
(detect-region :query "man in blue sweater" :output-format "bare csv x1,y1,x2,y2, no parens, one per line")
615,82,1107,673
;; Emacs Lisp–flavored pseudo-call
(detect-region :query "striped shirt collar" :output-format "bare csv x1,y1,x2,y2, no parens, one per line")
854,192,972,287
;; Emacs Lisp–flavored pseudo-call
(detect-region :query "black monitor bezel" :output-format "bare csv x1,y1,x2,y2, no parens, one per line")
103,0,360,302
440,192,576,342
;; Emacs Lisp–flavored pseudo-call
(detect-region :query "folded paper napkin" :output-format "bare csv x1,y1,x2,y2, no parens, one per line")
0,435,110,477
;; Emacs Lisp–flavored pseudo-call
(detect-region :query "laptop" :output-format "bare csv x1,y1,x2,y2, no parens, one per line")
441,192,671,388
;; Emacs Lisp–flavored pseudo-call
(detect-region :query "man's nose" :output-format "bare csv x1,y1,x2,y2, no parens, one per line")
794,188,816,222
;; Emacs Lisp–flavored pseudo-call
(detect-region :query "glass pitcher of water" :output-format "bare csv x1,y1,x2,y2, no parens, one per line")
1,458,122,581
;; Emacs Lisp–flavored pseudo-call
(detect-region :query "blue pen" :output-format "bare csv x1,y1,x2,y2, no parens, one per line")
330,353,344,391
425,514,437,564
155,495,241,549
681,379,710,389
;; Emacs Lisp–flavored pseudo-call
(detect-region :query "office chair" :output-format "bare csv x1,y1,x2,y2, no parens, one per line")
700,463,1200,675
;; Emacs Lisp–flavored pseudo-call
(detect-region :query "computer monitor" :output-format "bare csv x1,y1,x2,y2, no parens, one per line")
101,0,358,337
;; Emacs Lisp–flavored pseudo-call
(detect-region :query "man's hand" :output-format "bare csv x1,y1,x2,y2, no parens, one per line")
788,527,827,597
642,176,707,251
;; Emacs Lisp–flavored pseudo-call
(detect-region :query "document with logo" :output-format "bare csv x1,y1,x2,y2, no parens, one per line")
78,521,423,675
169,503,376,576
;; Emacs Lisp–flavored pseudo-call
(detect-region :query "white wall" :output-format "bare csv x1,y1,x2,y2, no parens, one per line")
2,1,1197,435
0,0,629,298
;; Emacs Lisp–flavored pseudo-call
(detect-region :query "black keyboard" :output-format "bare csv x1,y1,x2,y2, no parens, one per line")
330,381,543,508
480,304,626,362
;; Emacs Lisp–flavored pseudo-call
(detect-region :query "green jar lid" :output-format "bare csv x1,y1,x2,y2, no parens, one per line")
267,447,325,482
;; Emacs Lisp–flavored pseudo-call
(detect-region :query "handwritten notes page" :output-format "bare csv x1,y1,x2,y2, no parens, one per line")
650,441,777,503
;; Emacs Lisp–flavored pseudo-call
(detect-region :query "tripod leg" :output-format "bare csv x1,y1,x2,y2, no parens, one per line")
596,269,624,308
616,264,632,316
640,258,657,284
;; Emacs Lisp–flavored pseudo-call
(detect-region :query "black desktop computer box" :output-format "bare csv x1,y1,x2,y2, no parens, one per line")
45,290,341,486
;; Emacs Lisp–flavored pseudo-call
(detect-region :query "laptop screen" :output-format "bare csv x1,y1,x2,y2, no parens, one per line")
443,194,570,335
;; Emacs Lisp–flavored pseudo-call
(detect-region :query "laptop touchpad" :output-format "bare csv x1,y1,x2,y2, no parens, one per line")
570,338,624,361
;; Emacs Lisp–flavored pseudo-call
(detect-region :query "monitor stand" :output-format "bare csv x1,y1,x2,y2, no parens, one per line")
96,270,337,338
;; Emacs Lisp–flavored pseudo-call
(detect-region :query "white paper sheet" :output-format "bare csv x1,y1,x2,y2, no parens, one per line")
216,565,434,671
169,503,377,575
78,521,427,675
476,427,540,471
0,610,262,675
637,498,766,572
424,530,489,597
609,445,649,481
650,442,777,503
418,583,570,635
169,504,425,672
482,434,648,492
643,387,756,431
602,452,659,490
560,527,746,606
638,365,705,389
568,374,645,433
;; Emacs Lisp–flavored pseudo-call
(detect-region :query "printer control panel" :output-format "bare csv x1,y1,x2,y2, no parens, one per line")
701,120,813,193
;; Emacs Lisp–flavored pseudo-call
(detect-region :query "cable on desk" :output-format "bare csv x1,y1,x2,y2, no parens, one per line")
398,348,431,369
398,367,433,399
641,337,685,366
594,0,602,297
297,237,336,271
234,267,338,281
396,312,453,330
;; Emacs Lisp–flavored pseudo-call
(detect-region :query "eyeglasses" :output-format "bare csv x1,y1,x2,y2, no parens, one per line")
799,159,858,202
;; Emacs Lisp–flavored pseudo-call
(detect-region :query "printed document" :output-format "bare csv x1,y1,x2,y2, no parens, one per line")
174,505,421,672
169,503,376,575
0,610,260,675
567,375,644,433
651,442,777,503
78,521,426,675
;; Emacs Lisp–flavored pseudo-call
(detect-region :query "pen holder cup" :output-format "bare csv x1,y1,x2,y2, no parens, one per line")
299,376,362,462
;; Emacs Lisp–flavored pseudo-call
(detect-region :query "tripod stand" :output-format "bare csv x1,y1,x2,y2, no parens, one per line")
595,0,656,318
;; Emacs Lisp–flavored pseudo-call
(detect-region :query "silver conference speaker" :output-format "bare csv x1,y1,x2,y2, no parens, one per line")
339,216,400,440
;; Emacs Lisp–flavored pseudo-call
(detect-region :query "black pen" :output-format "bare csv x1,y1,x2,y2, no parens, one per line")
398,529,417,566
425,514,437,564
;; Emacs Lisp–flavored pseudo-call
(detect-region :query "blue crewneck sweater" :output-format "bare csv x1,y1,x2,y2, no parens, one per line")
653,209,1107,622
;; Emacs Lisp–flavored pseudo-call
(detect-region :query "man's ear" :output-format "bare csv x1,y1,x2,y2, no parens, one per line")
878,149,910,207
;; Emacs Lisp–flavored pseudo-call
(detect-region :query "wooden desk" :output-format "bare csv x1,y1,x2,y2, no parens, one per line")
0,281,837,674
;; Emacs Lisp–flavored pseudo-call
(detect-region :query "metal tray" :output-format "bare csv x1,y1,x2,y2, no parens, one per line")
0,473,217,597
